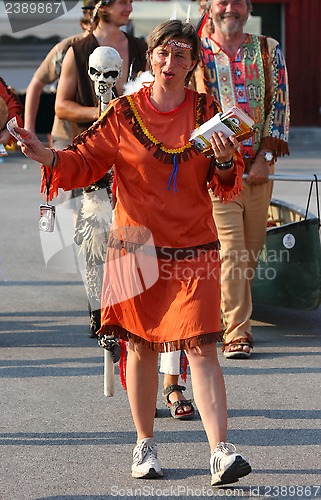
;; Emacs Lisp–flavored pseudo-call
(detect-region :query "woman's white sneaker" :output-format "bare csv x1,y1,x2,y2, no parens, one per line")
210,442,251,486
131,437,163,479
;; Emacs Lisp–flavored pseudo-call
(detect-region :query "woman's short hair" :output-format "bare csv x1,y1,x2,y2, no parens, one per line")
146,20,201,84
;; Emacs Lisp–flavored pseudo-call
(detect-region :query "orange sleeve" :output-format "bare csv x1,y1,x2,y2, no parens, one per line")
208,150,244,203
41,104,119,200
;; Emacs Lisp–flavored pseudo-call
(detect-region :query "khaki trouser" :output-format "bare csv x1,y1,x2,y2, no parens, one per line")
212,172,274,344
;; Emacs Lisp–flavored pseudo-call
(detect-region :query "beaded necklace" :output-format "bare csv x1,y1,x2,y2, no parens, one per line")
124,87,204,192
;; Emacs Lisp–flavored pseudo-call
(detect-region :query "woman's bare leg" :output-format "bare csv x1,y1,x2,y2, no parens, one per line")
126,341,159,442
185,343,227,451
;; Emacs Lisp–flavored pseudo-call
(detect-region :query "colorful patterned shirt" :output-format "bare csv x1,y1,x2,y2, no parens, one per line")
196,34,290,165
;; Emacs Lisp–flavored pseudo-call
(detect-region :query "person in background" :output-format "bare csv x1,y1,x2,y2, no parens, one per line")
195,0,290,358
55,0,147,134
15,18,252,487
0,77,24,148
196,0,215,38
54,0,147,339
24,1,95,148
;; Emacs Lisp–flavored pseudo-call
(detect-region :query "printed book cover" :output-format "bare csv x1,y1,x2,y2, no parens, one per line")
190,105,254,157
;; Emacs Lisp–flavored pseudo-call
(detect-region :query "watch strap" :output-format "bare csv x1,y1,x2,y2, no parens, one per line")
215,157,234,170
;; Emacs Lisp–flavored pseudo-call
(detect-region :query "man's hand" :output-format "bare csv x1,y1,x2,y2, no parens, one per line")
246,155,271,185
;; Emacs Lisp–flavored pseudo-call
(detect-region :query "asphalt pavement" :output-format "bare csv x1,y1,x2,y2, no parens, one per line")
0,135,321,500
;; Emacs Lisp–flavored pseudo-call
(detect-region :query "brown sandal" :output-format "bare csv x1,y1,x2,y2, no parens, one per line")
162,384,195,419
222,333,253,359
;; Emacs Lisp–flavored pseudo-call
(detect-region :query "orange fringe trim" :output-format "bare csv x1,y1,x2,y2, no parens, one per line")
209,151,244,203
97,324,223,353
243,137,289,172
40,165,59,201
180,352,188,383
118,340,128,391
260,137,289,158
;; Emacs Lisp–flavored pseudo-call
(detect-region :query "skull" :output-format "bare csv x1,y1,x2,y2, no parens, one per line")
88,46,123,109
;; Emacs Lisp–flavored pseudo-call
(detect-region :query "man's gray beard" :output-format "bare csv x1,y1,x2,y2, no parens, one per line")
217,16,248,36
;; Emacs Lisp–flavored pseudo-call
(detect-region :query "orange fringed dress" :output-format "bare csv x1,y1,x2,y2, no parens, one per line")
43,85,244,351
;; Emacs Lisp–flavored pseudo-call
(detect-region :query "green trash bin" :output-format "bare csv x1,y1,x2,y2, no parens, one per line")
252,216,321,310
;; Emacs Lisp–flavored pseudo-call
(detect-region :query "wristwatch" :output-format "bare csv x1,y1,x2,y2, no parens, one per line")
263,151,273,162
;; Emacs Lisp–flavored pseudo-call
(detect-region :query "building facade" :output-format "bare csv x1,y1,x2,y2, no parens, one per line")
252,0,321,126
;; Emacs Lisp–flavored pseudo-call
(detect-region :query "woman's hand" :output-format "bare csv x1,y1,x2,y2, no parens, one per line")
210,131,240,163
14,126,54,166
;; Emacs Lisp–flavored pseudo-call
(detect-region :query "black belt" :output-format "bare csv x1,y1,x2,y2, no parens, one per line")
155,241,220,260
107,237,220,260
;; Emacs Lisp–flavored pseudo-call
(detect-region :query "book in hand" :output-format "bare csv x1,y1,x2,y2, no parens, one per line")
189,105,254,158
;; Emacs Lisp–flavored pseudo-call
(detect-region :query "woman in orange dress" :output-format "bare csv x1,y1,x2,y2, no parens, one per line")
15,20,251,487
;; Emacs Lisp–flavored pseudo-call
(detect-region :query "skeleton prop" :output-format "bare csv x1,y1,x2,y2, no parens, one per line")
77,46,123,397
88,46,123,114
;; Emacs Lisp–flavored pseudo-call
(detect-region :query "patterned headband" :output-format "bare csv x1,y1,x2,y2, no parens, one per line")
167,40,192,51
